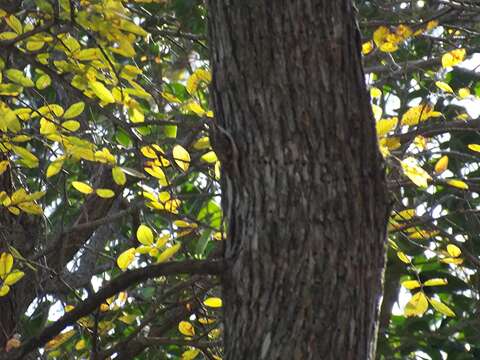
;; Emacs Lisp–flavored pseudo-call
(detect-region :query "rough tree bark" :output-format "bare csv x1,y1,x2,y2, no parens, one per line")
207,1,389,359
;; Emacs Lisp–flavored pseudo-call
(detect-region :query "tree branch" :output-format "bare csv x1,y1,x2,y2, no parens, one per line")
3,259,223,360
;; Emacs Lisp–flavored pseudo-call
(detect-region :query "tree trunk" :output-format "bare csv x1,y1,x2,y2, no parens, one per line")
207,1,389,359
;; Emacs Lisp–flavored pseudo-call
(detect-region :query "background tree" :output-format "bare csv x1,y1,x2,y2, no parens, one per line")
0,1,479,360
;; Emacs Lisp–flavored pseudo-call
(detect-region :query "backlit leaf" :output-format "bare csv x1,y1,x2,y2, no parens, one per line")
137,224,154,245
401,280,421,290
434,156,448,174
447,244,461,257
435,81,454,93
203,297,222,308
446,179,468,190
178,321,195,336
3,270,25,286
157,243,181,263
89,81,115,104
72,181,94,194
64,102,85,119
401,157,431,188
0,253,13,278
404,292,428,317
173,145,190,171
441,48,466,68
424,278,448,287
95,188,115,198
117,248,136,271
428,298,455,317
112,166,127,185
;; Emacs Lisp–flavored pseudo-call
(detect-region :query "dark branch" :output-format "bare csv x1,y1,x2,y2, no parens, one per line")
4,259,223,360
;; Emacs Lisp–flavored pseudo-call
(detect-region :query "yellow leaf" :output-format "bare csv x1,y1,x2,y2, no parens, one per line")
46,158,65,178
26,40,45,51
198,317,216,325
201,151,218,163
75,339,86,351
36,104,64,118
64,102,85,119
362,41,373,55
185,101,206,116
428,298,455,317
96,188,115,198
442,48,466,68
0,32,17,41
94,148,116,164
137,224,154,245
140,146,158,159
373,26,389,47
112,166,127,186
157,243,181,263
0,160,9,175
427,20,439,30
0,253,13,277
193,136,211,150
435,81,453,93
3,269,25,286
434,156,448,174
441,257,463,265
404,292,428,317
62,120,80,132
45,330,76,351
376,117,398,137
401,280,421,290
408,229,438,240
118,313,137,324
468,144,480,152
0,83,23,96
401,157,431,188
446,179,468,190
447,244,461,257
396,24,413,39
74,48,99,61
178,321,195,336
379,42,398,52
89,81,115,104
0,285,10,297
370,87,382,98
397,251,411,264
173,145,190,171
181,349,200,360
117,248,136,271
401,104,441,126
458,88,470,98
393,209,416,221
203,297,222,308
12,145,39,168
6,15,22,34
186,69,212,94
36,74,51,90
72,181,94,194
18,202,43,215
424,278,447,287
5,69,34,87
118,20,148,37
371,104,382,121
144,166,167,183
40,118,57,135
